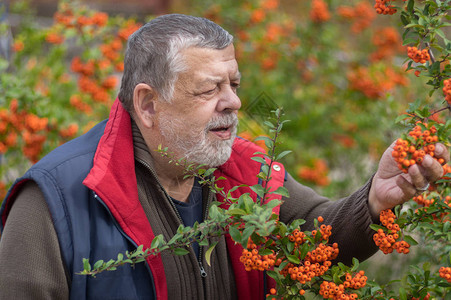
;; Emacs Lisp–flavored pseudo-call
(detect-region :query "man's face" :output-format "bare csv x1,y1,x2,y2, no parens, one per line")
156,44,241,167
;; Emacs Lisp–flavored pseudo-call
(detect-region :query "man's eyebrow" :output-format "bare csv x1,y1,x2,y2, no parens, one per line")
232,72,242,81
198,72,241,86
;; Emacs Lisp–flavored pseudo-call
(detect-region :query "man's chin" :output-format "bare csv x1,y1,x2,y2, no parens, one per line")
187,146,233,168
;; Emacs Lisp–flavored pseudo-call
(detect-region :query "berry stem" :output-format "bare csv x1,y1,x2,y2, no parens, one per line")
425,42,436,64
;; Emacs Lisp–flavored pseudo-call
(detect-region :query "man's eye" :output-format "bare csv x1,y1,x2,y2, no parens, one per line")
231,83,240,91
203,88,216,95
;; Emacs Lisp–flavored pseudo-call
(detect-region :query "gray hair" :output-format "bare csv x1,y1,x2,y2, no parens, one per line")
118,14,234,113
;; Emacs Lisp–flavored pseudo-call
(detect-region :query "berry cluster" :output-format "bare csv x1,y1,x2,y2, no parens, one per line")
442,78,451,105
413,193,450,223
310,0,331,23
412,194,435,207
279,221,339,284
439,266,451,283
407,47,431,64
391,122,440,173
239,239,276,272
410,293,431,300
374,0,397,15
318,271,367,300
373,209,410,254
297,158,330,186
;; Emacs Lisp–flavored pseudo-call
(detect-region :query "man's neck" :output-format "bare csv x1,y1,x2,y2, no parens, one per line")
151,151,195,203
134,119,196,203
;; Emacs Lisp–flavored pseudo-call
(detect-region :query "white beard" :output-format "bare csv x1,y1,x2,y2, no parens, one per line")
158,113,238,167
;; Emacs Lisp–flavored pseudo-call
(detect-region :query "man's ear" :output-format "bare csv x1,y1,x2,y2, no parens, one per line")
133,83,157,128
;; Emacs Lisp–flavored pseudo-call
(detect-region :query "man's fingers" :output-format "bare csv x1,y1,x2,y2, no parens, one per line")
395,174,416,202
408,163,429,190
434,143,450,163
407,145,447,192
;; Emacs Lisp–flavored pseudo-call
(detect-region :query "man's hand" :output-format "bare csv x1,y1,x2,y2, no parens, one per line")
368,142,450,219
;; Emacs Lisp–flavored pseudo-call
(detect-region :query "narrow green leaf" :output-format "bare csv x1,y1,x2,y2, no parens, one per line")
263,121,276,129
276,150,292,160
351,258,359,272
251,156,266,164
399,287,407,300
370,224,385,231
173,248,190,256
205,241,218,266
227,208,247,215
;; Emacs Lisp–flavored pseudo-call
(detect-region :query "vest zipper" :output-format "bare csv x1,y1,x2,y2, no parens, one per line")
197,187,213,278
136,158,209,278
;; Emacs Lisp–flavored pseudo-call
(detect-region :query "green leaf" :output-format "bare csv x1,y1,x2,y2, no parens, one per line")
370,224,384,231
276,150,292,160
173,248,190,256
287,241,294,253
199,239,209,246
435,28,446,39
272,186,290,197
229,226,242,244
264,199,282,210
399,287,407,300
151,234,163,250
351,257,359,272
299,243,309,260
251,156,266,164
401,13,409,25
205,241,218,266
83,258,91,272
263,120,276,129
93,260,104,270
250,184,265,199
287,255,300,264
407,0,415,13
203,168,216,177
266,270,279,280
259,248,274,256
227,208,247,215
403,235,418,246
241,226,255,247
402,37,419,45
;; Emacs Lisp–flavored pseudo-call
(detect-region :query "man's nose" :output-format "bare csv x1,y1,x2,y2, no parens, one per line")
216,87,241,112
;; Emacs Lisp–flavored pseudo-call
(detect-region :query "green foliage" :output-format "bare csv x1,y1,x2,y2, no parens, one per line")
2,0,450,298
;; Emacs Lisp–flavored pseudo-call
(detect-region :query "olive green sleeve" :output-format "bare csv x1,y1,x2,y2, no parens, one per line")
280,173,379,265
0,181,69,300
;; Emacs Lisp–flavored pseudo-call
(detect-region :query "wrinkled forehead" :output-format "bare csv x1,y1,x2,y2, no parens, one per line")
178,45,240,80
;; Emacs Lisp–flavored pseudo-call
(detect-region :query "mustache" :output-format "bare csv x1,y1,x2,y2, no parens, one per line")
205,113,238,131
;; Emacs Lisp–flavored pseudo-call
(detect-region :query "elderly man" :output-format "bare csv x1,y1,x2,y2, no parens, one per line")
0,14,448,300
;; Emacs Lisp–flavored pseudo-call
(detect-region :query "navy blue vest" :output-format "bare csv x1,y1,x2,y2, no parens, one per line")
0,120,155,299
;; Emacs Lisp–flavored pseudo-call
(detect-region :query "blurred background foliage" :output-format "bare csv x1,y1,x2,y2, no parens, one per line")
0,0,449,293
